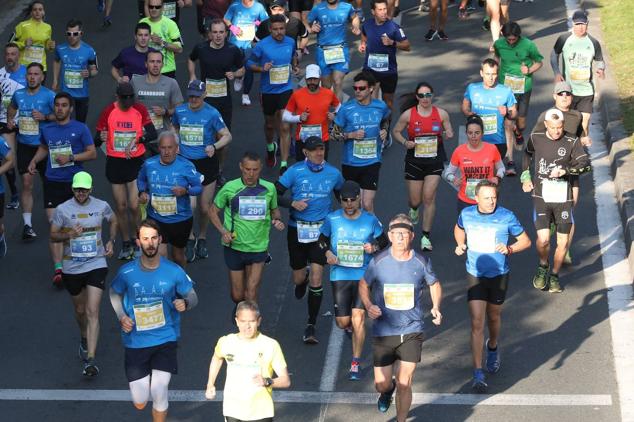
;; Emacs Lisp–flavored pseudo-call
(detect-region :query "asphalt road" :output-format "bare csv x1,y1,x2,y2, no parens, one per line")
0,0,623,421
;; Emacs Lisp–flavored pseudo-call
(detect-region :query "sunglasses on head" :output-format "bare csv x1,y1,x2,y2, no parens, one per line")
352,86,368,91
149,4,162,9
66,31,81,36
556,92,572,97
416,92,433,99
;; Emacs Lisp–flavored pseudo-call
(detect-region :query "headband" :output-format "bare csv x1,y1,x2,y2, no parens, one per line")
389,223,414,232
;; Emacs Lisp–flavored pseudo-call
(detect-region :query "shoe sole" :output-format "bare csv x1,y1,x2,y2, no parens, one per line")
83,367,99,377
349,374,361,381
533,280,548,290
548,287,563,293
303,337,319,344
472,382,487,393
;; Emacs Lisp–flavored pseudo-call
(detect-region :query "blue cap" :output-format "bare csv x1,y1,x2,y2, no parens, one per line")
187,79,206,97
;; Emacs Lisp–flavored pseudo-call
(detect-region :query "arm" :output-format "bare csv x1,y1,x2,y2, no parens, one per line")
359,277,382,319
205,353,225,399
502,231,531,255
267,366,291,389
395,38,410,52
428,280,442,325
454,224,467,255
274,181,293,209
282,109,301,124
550,49,562,79
493,159,506,180
461,98,473,117
439,108,454,139
565,139,591,175
142,122,158,143
209,203,235,245
73,144,97,163
214,127,232,150
110,65,125,83
52,59,61,91
0,150,13,176
187,58,197,82
182,289,198,309
391,110,410,146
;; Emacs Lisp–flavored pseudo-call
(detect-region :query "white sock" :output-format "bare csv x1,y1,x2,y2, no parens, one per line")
23,213,32,226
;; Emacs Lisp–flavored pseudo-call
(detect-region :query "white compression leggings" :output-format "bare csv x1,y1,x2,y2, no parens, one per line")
129,370,172,412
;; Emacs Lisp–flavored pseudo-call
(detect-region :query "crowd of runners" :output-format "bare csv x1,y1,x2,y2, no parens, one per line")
0,0,606,421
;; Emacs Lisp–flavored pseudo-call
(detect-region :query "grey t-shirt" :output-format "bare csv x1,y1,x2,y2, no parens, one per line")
132,74,184,132
51,196,114,274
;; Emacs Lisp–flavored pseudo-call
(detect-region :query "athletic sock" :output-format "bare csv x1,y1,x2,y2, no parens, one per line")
54,262,63,271
266,142,275,152
280,161,287,167
487,343,497,351
307,285,323,326
23,213,32,226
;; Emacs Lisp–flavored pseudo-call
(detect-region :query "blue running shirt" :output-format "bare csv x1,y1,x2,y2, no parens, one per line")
361,19,406,74
224,1,269,50
40,120,94,182
11,86,55,146
172,102,227,160
247,35,296,94
54,42,97,98
308,2,355,46
463,82,516,145
0,137,10,195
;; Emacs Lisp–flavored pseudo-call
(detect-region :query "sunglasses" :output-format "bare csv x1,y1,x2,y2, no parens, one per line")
148,4,162,9
341,197,358,203
66,31,81,36
416,92,433,99
119,94,134,99
556,92,572,97
352,86,368,91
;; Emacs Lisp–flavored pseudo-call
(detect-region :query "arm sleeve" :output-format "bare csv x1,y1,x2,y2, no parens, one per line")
274,180,292,208
186,165,204,196
522,136,535,172
137,162,149,193
589,35,605,69
566,138,591,175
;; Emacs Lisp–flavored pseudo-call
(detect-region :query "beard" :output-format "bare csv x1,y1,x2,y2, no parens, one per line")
141,243,159,258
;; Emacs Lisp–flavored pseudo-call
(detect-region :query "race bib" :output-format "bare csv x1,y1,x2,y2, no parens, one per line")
269,65,290,85
236,24,256,42
383,283,414,311
504,74,525,94
541,179,568,203
180,124,204,146
49,144,73,168
64,70,84,89
205,78,227,98
323,46,345,65
481,114,497,135
299,124,322,141
151,193,177,216
297,220,322,243
467,227,497,253
19,115,39,136
569,66,591,82
70,232,98,258
238,196,267,220
336,240,364,268
465,178,481,200
148,110,164,130
367,53,389,72
113,131,137,152
133,301,166,331
414,136,437,158
353,138,377,159
24,45,44,64
163,1,177,18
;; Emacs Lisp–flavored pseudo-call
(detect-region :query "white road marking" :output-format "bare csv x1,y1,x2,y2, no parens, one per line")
0,389,613,406
319,320,345,392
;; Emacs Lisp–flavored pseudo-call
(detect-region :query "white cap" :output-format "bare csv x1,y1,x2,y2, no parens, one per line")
305,64,321,80
544,108,564,122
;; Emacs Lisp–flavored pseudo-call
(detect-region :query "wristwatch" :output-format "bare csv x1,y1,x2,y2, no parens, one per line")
68,154,75,163
264,377,273,387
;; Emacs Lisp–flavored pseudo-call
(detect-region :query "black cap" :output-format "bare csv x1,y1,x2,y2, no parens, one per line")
303,136,325,150
572,10,588,24
116,82,135,96
270,0,286,8
340,180,360,199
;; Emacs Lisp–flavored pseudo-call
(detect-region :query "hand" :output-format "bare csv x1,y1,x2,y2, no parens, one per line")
404,140,415,149
104,240,114,257
150,34,163,44
452,176,462,187
291,199,309,211
205,145,216,158
80,69,90,78
171,186,188,197
454,244,466,256
25,38,33,47
379,129,388,142
325,251,339,265
520,63,529,75
327,111,336,122
120,315,135,333
522,181,534,193
100,131,108,143
363,242,375,253
177,0,185,6
431,307,442,326
55,154,72,166
351,25,361,36
367,304,382,319
497,105,507,117
32,109,46,121
125,141,134,159
46,40,56,50
221,230,234,244
358,43,366,53
380,34,393,46
487,176,500,185
549,166,565,178
596,68,605,79
27,160,38,175
118,76,130,83
580,136,592,147
445,128,454,139
225,71,235,80
51,81,58,91
311,22,321,33
292,66,300,76
6,119,15,130
139,192,149,204
272,219,285,230
173,298,187,312
296,49,303,61
252,374,267,387
205,385,216,400
349,129,365,140
495,243,510,255
554,73,565,83
263,62,273,72
152,106,166,116
300,109,309,122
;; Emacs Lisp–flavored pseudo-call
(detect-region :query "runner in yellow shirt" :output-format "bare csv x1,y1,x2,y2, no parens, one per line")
12,1,55,73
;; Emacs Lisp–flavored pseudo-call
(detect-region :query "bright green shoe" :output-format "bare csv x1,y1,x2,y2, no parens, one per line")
408,208,419,224
420,235,433,251
533,265,549,290
548,273,563,293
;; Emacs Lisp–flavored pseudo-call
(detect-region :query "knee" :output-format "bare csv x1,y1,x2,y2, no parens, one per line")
115,201,128,214
85,305,99,322
351,312,364,328
75,304,86,319
471,317,485,333
375,380,393,393
335,318,350,329
395,379,411,392
133,402,147,410
422,195,435,207
537,238,550,249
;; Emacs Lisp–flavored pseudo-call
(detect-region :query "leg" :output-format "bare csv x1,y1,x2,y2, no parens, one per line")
503,118,515,162
307,263,324,325
429,0,439,30
279,118,291,165
46,207,63,267
485,303,502,349
244,67,254,95
84,285,104,359
486,0,501,43
129,375,151,410
21,172,35,215
535,228,551,266
188,196,197,241
361,189,376,213
351,308,366,359
264,114,276,145
421,175,440,233
197,183,216,240
335,315,352,329
228,269,247,303
331,71,346,102
111,184,131,241
406,179,424,224
394,361,417,422
552,232,570,274
150,369,172,419
70,289,88,340
581,112,591,138
4,132,18,198
439,0,449,29
171,246,187,268
244,261,265,302
566,187,579,253
126,180,140,234
469,299,487,369
382,92,394,111
500,3,510,24
158,243,169,258
320,74,333,91
374,365,395,393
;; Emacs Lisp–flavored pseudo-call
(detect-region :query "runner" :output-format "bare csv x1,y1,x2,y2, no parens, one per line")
50,171,118,377
0,43,27,86
223,0,269,106
331,71,391,213
137,131,203,268
444,115,505,211
360,0,410,113
205,300,291,421
109,218,198,422
0,135,14,257
172,80,232,262
282,64,340,162
289,0,313,32
522,109,591,293
494,21,543,159
111,22,157,83
483,0,511,51
246,14,298,172
392,82,453,250
454,179,531,392
319,180,387,380
275,136,344,344
52,19,98,123
359,213,442,421
256,0,309,61
551,9,605,138
6,63,55,241
27,92,97,287
424,0,449,40
95,82,157,260
462,58,517,174
11,1,55,75
143,0,193,27
139,0,184,79
307,0,361,101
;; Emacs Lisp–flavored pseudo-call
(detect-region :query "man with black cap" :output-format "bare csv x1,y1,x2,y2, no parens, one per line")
276,135,344,344
95,82,157,260
359,213,442,421
551,9,605,137
318,179,388,380
255,0,309,60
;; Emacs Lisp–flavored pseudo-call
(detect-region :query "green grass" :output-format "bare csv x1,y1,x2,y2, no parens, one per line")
599,0,634,142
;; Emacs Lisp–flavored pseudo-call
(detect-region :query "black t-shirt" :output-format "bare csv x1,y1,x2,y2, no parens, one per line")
255,16,308,42
189,42,244,100
532,109,583,138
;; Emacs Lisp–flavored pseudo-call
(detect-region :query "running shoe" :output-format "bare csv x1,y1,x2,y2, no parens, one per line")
563,250,572,265
424,29,437,41
349,360,361,381
196,238,208,259
548,273,563,293
241,94,251,106
408,208,419,224
482,16,490,31
472,369,488,393
421,235,433,251
97,0,105,11
419,1,430,12
6,194,19,209
467,4,477,11
102,16,112,28
303,47,310,56
478,0,485,7
458,7,468,19
53,269,63,289
22,224,36,241
133,243,141,258
485,339,500,374
0,235,6,258
437,30,449,40
505,160,517,177
514,127,524,146
295,271,309,299
83,358,100,377
234,77,243,92
79,339,88,361
344,325,353,339
266,142,278,167
303,324,319,344
185,239,197,263
117,241,134,260
265,253,273,265
533,264,549,290
377,379,396,412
